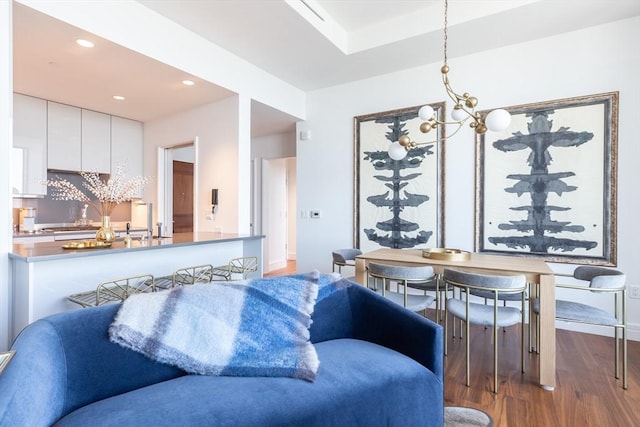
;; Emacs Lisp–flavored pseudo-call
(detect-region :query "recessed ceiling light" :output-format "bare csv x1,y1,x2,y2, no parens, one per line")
76,39,94,48
113,95,125,101
182,80,195,86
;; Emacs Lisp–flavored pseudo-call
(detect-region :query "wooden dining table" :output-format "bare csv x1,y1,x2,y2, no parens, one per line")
355,248,557,390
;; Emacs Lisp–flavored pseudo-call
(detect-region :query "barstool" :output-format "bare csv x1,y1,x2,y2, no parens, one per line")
68,273,155,308
211,256,258,281
155,264,214,290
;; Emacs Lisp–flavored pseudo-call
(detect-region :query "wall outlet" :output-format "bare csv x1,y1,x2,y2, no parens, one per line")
630,286,640,299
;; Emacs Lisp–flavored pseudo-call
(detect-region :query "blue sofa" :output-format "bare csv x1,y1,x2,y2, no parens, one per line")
0,283,443,426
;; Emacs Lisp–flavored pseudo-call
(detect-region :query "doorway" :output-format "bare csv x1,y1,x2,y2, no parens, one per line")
158,140,197,236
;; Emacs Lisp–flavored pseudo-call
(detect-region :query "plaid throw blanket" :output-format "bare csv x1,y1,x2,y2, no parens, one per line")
109,271,345,381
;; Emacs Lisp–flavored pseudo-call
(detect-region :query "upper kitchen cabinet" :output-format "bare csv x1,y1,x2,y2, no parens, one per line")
81,109,111,174
111,116,144,195
13,94,47,196
47,101,81,171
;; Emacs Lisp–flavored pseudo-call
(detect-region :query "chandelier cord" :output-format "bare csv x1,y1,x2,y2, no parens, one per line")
443,0,448,66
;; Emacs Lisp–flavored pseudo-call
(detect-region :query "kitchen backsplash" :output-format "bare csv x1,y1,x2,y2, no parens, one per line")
13,171,131,227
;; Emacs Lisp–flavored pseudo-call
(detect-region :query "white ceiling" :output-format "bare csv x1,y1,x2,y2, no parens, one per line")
12,0,640,136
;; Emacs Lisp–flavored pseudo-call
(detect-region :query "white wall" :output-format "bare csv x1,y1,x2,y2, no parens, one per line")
297,17,640,340
252,131,296,160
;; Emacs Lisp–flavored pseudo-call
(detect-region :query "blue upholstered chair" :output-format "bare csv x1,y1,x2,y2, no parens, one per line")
367,262,436,314
532,266,627,389
331,249,362,276
443,269,527,393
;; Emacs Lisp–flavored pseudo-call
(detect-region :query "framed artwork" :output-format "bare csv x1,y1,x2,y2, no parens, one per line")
354,103,445,252
475,92,618,265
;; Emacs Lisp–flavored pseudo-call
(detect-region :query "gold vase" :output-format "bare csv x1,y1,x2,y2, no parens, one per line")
95,215,116,243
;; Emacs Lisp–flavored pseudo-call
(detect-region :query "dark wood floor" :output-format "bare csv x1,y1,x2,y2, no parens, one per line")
265,262,640,426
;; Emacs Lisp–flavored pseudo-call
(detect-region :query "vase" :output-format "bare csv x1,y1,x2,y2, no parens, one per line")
95,215,116,243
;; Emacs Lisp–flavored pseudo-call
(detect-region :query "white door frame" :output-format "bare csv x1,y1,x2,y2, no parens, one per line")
157,137,199,236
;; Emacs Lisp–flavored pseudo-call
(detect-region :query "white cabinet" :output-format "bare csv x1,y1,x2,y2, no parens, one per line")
111,116,144,194
13,94,47,196
47,101,81,171
81,109,111,173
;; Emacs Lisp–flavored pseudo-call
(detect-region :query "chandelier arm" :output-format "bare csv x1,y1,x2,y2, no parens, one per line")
405,121,465,149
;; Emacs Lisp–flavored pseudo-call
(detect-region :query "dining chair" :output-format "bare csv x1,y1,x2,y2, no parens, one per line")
468,285,529,332
443,268,527,393
404,274,448,323
366,262,436,314
68,273,155,307
211,256,258,281
531,266,627,389
155,264,214,290
332,248,362,276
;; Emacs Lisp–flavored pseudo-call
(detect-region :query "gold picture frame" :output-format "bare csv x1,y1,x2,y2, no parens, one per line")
354,103,446,252
475,92,618,265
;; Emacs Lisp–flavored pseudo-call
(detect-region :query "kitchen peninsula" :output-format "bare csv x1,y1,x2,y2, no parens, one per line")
9,233,264,340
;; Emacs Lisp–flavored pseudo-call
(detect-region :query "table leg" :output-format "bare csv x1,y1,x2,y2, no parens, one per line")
355,258,367,285
538,273,556,390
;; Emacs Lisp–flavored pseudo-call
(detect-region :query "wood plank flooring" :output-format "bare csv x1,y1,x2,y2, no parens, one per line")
264,263,640,426
443,321,639,426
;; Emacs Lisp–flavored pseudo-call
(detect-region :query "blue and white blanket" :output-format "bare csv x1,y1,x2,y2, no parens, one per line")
109,271,349,381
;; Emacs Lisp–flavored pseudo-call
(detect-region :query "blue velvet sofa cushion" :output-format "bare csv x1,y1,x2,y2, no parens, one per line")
54,338,441,426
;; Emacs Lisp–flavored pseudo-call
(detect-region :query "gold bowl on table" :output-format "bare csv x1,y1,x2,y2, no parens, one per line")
62,240,112,250
422,248,470,261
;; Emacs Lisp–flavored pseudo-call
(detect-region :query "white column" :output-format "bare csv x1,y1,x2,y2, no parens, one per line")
0,0,13,350
237,94,252,234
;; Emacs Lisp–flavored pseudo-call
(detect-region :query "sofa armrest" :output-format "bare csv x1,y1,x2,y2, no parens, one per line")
0,320,67,427
347,284,444,381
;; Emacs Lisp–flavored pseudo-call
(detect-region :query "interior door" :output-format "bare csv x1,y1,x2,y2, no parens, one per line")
262,158,288,272
172,160,194,233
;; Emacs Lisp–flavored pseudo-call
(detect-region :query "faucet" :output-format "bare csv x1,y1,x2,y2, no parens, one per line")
156,222,163,239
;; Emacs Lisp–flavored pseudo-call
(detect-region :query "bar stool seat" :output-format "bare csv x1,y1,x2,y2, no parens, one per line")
211,256,258,281
68,274,155,308
155,264,214,290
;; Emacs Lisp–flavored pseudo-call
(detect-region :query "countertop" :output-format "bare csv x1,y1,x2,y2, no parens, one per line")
13,225,147,239
10,232,264,262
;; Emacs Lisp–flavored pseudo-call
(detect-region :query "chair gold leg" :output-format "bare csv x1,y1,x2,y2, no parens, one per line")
493,310,499,393
623,326,628,390
444,301,448,356
615,326,620,379
466,312,471,387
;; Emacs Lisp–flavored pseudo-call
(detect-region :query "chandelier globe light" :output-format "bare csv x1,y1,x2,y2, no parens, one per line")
389,0,511,160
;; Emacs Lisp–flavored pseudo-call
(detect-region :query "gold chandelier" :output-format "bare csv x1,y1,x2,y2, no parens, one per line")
388,0,511,160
